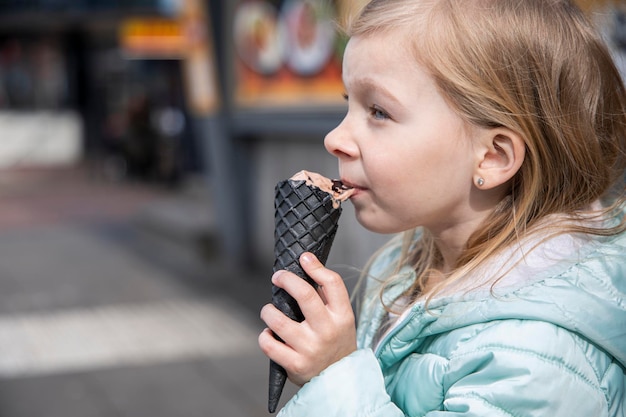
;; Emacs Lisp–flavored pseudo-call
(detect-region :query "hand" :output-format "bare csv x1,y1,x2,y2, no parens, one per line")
258,252,357,386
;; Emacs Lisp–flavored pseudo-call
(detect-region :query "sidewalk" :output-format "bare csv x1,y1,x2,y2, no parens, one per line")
0,167,297,417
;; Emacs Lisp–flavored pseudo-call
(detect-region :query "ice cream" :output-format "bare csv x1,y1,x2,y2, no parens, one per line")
289,170,355,208
268,171,353,413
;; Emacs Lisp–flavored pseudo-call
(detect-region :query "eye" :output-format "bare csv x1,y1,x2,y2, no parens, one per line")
342,92,349,101
370,105,390,121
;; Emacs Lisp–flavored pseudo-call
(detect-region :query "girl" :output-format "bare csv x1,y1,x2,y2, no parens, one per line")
259,0,626,415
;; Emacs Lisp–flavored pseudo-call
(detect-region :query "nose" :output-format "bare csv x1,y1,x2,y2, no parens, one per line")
324,117,358,159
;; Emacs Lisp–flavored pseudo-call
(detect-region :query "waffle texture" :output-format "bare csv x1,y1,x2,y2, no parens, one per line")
268,178,342,413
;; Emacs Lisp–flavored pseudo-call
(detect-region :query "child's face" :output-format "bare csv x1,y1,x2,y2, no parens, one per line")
325,34,483,236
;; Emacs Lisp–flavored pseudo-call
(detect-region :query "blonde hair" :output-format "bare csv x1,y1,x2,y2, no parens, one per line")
347,0,626,308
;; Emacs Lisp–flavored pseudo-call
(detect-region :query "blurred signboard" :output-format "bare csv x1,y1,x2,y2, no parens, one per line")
232,0,363,109
120,18,188,58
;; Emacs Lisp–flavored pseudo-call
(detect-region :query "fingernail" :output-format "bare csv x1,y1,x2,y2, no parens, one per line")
300,252,312,264
271,271,281,284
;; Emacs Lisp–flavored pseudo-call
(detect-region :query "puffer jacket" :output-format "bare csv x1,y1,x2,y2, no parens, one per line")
277,225,626,416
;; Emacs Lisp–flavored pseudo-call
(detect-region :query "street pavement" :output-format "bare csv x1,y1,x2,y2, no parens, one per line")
0,167,297,417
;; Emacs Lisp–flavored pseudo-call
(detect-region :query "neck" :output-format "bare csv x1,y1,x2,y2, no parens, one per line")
432,190,511,273
429,216,486,274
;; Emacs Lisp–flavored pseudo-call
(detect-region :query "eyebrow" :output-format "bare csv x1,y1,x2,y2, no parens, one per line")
346,77,403,107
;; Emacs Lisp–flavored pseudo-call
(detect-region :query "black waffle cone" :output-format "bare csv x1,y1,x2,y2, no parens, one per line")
268,179,342,413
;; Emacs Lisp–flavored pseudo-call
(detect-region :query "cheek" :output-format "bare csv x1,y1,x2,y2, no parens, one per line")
360,176,424,232
363,147,426,205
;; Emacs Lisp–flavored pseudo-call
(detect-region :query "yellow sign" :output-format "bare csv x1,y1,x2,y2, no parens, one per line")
120,18,188,58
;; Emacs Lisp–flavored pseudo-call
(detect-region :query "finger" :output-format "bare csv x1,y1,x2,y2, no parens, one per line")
261,302,316,352
300,252,351,313
260,302,302,344
271,270,327,321
258,328,298,368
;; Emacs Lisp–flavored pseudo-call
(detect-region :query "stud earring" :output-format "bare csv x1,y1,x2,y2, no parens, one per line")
477,178,485,187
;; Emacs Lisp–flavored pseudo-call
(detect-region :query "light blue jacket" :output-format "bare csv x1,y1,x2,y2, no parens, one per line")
277,227,626,416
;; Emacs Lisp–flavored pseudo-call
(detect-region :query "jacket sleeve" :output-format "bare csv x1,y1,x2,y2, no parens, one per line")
277,349,406,417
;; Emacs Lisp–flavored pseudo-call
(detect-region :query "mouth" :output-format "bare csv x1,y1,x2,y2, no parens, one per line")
340,179,366,194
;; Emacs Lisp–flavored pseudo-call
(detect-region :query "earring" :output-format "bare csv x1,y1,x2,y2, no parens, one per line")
477,178,485,187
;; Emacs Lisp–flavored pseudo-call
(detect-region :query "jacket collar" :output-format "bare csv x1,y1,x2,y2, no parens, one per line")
371,230,626,369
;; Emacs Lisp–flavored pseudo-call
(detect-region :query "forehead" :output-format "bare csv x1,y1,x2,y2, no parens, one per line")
343,33,414,72
341,33,427,89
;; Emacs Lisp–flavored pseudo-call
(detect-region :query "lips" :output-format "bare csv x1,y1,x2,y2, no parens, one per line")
340,178,365,194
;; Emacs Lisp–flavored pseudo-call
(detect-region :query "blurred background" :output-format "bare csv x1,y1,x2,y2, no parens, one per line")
0,0,623,416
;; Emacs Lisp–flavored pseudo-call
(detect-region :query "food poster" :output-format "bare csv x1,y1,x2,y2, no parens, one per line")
232,0,352,109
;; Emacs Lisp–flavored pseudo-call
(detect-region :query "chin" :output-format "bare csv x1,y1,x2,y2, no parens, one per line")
355,211,402,235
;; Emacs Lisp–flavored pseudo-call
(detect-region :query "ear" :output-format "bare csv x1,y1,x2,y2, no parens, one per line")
474,128,525,189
